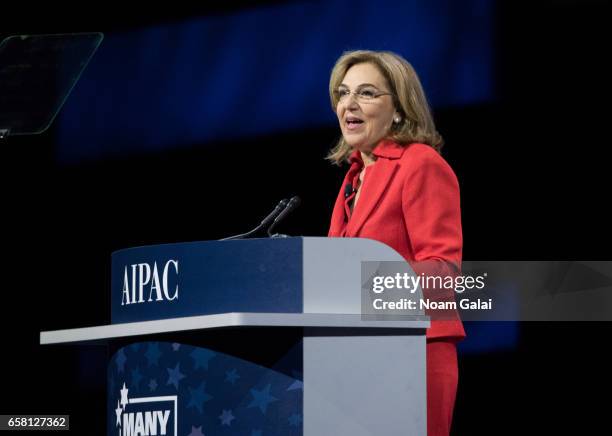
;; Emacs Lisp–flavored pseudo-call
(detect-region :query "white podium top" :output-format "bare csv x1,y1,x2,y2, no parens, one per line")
40,312,430,344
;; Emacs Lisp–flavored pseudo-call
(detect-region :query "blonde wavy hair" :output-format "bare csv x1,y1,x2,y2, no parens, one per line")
326,50,444,165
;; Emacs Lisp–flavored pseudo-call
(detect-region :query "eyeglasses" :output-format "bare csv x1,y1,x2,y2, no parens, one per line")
334,86,394,103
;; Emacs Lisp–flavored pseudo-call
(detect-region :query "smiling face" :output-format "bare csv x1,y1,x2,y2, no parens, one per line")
336,62,397,153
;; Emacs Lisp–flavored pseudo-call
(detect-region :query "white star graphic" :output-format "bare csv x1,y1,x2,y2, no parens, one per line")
115,400,122,427
120,383,129,410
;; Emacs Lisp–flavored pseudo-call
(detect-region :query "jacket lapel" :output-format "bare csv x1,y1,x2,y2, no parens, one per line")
328,178,348,236
346,157,399,236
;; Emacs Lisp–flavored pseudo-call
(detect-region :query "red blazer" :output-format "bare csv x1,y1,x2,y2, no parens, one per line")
328,140,466,341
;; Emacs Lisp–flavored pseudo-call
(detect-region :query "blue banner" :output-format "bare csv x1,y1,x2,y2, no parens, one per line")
111,238,303,324
108,341,303,435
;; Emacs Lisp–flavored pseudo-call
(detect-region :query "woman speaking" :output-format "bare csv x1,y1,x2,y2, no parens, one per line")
327,50,465,436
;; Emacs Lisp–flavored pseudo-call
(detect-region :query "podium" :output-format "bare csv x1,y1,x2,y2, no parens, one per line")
40,237,429,436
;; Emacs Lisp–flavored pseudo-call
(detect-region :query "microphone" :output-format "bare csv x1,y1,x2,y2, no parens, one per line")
344,183,355,199
220,198,289,240
267,196,301,237
259,198,290,230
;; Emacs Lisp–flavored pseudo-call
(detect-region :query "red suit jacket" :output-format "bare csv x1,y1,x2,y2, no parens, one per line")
328,140,466,341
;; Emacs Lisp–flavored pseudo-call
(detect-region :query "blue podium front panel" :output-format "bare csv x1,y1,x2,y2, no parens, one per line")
111,238,303,324
108,342,303,436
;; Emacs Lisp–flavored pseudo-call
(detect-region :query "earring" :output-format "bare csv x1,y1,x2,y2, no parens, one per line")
393,115,401,124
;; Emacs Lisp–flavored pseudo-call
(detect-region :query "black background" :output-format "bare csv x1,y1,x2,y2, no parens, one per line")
1,1,611,434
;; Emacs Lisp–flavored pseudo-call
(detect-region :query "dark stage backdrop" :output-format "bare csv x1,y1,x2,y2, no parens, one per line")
1,1,610,434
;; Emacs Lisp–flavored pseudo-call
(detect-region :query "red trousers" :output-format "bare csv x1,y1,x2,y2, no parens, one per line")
426,340,459,436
